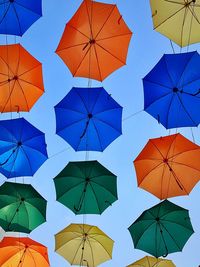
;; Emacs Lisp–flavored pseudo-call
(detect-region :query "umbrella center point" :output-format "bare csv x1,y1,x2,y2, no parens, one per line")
163,158,168,163
13,75,18,80
21,197,25,201
89,39,96,45
10,0,14,2
156,217,160,221
88,113,93,119
86,177,90,182
17,141,22,146
173,87,179,93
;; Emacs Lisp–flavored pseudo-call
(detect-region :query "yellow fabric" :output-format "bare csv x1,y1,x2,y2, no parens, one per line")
127,256,176,267
55,223,114,267
150,0,200,47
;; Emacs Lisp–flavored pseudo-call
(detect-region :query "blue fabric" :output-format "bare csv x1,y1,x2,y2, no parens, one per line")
0,0,42,36
55,87,123,151
0,118,48,178
143,51,200,129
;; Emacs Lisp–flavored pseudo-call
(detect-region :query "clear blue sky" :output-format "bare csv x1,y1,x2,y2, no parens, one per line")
0,1,200,266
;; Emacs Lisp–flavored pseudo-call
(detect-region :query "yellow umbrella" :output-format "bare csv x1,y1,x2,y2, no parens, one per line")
150,0,200,47
55,223,114,267
127,256,176,267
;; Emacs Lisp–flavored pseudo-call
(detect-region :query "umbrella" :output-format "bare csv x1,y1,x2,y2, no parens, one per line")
150,0,200,47
128,200,194,258
0,44,44,113
54,160,118,214
134,133,200,199
56,0,132,81
0,237,50,266
0,117,48,178
55,223,114,267
0,0,42,36
127,256,176,267
55,87,122,151
0,182,47,233
143,51,200,129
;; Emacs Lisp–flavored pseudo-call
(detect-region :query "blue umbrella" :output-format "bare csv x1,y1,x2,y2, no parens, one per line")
55,87,122,151
0,117,48,178
0,0,42,36
143,51,200,129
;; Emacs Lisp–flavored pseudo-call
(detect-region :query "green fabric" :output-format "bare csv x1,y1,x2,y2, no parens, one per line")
128,200,194,258
0,182,47,233
54,160,118,214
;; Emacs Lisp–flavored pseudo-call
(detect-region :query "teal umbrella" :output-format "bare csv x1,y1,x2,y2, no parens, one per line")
128,200,194,257
0,182,47,233
54,160,118,214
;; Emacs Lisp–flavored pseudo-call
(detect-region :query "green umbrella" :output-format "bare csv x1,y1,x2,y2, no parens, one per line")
0,182,47,233
128,200,194,258
54,160,118,214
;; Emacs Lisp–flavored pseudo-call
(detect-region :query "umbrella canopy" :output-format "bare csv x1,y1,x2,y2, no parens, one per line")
0,117,48,178
128,200,194,258
150,0,200,47
0,237,49,266
54,160,118,214
0,182,47,233
0,44,44,113
0,0,42,36
55,223,114,267
143,51,200,129
134,133,200,199
55,87,122,151
127,256,176,267
56,0,132,81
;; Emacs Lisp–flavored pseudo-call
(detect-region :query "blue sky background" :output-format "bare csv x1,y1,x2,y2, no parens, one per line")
0,0,200,266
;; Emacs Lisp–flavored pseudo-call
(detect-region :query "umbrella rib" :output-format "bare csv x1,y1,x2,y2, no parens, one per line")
143,78,172,90
138,162,164,186
133,221,156,248
159,221,183,251
160,218,194,231
177,53,196,88
180,6,188,48
96,32,132,42
160,162,167,200
0,3,10,25
94,5,116,40
85,0,94,38
188,5,200,24
56,106,85,115
71,239,85,265
17,77,44,92
154,5,186,29
149,140,165,158
86,238,95,267
93,44,103,81
56,181,85,199
144,91,172,110
21,144,47,160
16,79,31,110
90,89,102,114
177,93,198,125
20,146,34,175
73,46,91,78
88,183,101,213
12,4,23,35
1,79,18,112
93,117,121,133
6,146,20,178
91,120,103,151
18,64,41,79
56,41,89,52
168,147,200,160
88,235,112,258
163,56,174,87
165,134,178,159
68,24,90,40
57,118,86,133
166,94,175,129
74,88,90,114
90,180,117,199
168,160,200,173
0,55,15,77
14,2,42,16
96,42,126,65
164,0,185,4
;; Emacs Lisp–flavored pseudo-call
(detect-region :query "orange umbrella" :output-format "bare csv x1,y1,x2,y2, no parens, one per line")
0,237,50,267
56,0,132,81
0,44,44,113
134,133,200,199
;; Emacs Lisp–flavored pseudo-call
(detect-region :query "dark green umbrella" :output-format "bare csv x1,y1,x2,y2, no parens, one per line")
128,200,194,258
0,182,47,233
54,160,118,214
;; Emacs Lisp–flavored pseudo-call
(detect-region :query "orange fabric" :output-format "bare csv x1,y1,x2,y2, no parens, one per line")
0,237,49,267
56,0,132,81
0,44,44,113
134,133,200,199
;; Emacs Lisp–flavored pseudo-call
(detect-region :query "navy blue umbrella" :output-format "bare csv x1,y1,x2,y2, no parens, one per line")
55,87,122,151
143,51,200,129
0,0,42,36
0,118,48,178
